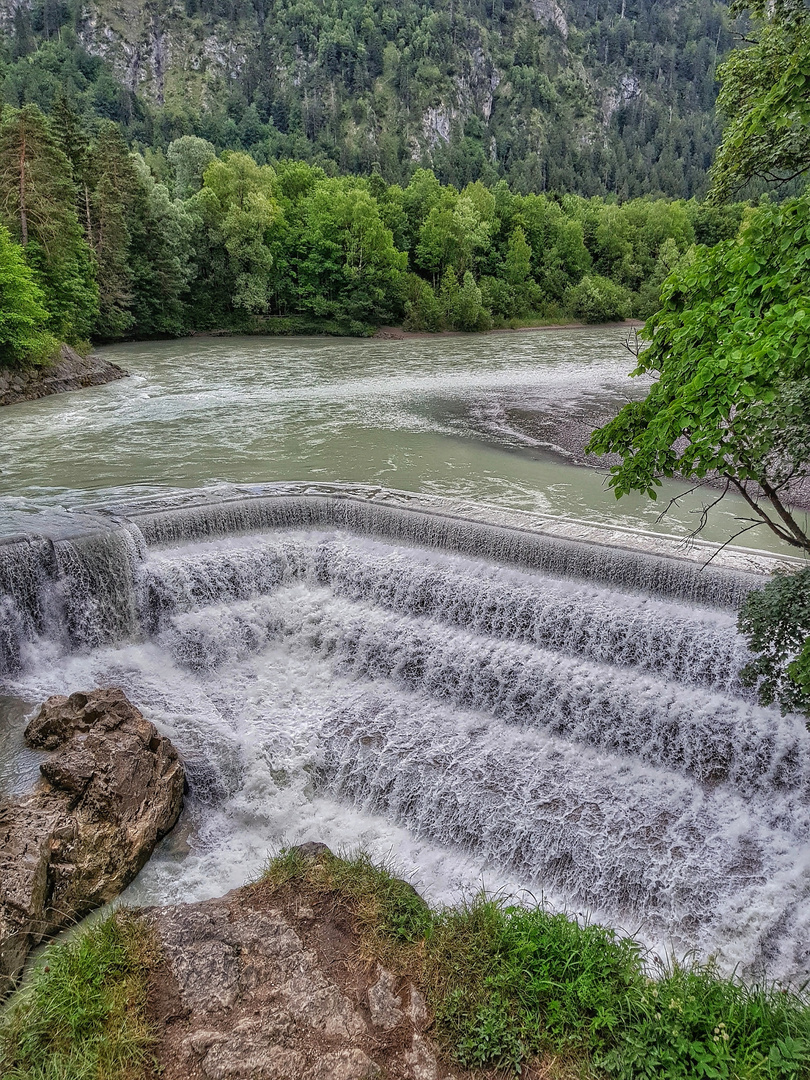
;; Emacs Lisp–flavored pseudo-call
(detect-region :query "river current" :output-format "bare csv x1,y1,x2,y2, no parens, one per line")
1,330,808,983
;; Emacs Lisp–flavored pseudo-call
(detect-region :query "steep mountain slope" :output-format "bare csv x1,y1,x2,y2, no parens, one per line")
0,0,734,196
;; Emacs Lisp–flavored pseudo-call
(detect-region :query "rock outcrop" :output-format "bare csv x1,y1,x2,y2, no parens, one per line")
144,847,459,1080
0,345,128,407
0,688,184,994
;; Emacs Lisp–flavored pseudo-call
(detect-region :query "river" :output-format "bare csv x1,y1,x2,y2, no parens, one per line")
1,329,808,983
1,328,804,551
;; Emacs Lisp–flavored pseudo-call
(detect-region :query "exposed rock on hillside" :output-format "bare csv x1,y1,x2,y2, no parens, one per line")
0,345,128,407
0,688,184,994
143,847,459,1080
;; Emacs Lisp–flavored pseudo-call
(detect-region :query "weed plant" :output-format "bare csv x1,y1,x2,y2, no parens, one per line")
0,911,158,1080
267,848,810,1080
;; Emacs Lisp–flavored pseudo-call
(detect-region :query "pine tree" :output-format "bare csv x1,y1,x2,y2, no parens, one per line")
0,104,75,250
0,105,98,343
88,124,139,338
52,90,93,238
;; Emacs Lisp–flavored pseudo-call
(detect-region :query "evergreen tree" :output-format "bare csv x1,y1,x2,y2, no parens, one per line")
88,123,139,338
128,157,193,336
0,104,98,343
51,89,93,233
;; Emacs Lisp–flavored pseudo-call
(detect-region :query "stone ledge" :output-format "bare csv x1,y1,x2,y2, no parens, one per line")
0,345,128,406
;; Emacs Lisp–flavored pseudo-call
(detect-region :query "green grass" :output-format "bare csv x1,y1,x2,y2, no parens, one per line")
266,848,810,1080
3,852,809,1080
0,911,159,1080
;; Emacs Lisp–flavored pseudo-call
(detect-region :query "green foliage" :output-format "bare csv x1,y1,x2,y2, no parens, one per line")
566,274,632,323
586,194,810,553
602,963,810,1080
202,153,281,316
402,272,441,331
0,911,158,1080
0,224,55,367
296,178,407,326
738,569,810,718
167,135,217,200
88,122,138,338
712,1,810,200
127,157,194,336
428,899,645,1072
265,849,810,1080
0,104,98,344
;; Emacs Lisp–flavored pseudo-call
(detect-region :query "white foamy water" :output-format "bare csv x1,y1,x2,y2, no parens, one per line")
1,490,809,984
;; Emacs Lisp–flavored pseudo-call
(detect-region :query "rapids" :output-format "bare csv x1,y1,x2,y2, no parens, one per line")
1,484,808,984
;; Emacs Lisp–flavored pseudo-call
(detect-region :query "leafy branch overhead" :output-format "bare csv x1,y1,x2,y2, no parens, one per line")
712,0,810,200
585,194,810,552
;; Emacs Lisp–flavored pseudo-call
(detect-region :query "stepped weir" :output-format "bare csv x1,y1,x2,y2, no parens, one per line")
1,483,808,982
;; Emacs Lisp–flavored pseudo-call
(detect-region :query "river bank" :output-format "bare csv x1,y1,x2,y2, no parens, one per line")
372,319,644,340
0,346,127,407
3,847,809,1080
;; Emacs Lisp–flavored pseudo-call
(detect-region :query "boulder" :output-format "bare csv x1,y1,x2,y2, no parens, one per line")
0,688,184,994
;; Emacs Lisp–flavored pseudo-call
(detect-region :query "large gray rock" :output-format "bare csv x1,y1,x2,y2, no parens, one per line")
0,688,184,994
144,865,459,1080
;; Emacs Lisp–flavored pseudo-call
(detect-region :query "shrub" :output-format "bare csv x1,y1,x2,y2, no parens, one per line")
566,273,631,323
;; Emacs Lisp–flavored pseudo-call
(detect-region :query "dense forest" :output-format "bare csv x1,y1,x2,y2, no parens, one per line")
0,95,750,366
0,0,734,198
0,0,792,367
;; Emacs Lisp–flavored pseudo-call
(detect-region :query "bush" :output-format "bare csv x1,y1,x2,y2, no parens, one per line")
402,273,442,331
566,273,631,323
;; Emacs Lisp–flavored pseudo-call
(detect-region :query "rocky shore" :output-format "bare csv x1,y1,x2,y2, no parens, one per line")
143,849,459,1080
0,345,128,406
0,688,184,994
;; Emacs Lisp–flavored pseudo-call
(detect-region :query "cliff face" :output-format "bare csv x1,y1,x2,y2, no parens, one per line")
0,0,732,197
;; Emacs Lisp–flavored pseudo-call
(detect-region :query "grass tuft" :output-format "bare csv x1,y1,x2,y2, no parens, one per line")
265,847,810,1080
265,846,433,953
0,910,159,1080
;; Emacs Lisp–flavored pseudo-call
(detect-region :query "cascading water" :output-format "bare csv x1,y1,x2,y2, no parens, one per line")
1,485,808,984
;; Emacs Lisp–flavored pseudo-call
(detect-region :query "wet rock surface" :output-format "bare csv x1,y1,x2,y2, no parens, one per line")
144,855,461,1080
0,345,127,407
0,688,184,993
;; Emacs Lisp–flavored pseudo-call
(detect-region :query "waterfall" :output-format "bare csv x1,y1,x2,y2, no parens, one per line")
1,484,807,982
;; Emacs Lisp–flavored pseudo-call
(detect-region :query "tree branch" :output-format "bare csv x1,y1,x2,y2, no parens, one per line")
699,521,766,569
726,475,804,547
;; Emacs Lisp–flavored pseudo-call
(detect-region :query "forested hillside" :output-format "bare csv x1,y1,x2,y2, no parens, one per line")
0,93,748,365
0,0,733,198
